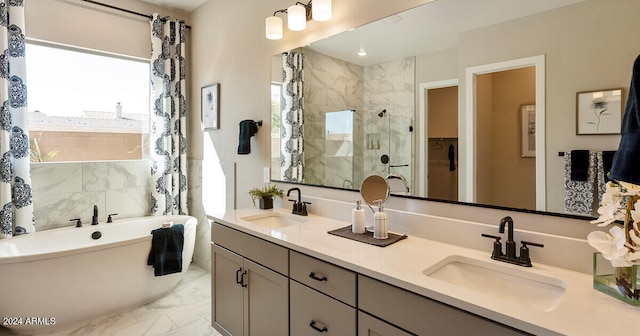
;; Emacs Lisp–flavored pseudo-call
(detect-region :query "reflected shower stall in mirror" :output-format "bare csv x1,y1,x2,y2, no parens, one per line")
270,0,640,219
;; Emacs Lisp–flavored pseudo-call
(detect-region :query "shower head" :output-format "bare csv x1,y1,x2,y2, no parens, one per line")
377,109,387,117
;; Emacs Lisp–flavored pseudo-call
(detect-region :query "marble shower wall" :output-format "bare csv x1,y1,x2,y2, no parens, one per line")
302,48,364,188
363,57,415,191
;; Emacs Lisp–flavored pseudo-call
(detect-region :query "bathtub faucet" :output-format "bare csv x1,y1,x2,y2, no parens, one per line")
92,205,99,225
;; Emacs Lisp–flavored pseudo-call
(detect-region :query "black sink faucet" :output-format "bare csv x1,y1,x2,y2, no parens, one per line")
499,216,516,259
286,187,310,216
482,216,544,267
92,205,99,225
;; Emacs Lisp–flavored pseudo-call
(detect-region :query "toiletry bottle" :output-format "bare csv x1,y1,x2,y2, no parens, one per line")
373,200,388,239
352,200,366,234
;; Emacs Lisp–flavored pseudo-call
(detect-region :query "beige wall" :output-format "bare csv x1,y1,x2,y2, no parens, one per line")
428,86,458,138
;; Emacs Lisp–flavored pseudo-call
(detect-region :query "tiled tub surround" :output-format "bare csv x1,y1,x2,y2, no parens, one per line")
29,159,212,271
31,160,149,230
213,206,639,336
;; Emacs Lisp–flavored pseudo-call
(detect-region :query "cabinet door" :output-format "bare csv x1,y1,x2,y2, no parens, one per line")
290,280,356,336
358,311,414,336
212,245,245,336
245,259,289,336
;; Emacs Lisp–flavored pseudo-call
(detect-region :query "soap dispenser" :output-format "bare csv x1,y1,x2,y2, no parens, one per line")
352,200,366,234
373,199,388,239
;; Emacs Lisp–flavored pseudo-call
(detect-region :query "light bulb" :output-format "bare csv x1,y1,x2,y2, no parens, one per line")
265,16,283,40
312,0,332,22
288,4,306,31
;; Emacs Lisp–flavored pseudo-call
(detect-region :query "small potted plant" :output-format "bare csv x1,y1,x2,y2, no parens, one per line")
248,184,284,209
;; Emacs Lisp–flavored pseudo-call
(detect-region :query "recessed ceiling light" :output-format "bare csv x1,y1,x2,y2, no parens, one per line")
357,50,367,57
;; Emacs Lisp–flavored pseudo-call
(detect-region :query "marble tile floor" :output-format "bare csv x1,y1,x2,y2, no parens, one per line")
0,264,221,336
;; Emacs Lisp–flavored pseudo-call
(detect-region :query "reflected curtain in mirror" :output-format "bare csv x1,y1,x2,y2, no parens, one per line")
280,51,305,182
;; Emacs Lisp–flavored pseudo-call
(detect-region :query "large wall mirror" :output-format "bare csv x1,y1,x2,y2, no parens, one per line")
270,0,639,218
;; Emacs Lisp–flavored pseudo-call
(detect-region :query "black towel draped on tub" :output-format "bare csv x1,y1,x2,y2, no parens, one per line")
147,224,184,276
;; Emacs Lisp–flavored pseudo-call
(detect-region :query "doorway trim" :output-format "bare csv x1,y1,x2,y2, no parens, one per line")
463,55,546,210
418,79,458,197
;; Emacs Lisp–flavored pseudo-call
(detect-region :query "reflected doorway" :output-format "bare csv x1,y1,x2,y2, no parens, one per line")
464,55,546,211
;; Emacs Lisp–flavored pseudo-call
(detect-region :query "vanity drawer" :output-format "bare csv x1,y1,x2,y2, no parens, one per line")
290,280,356,336
358,275,528,336
290,250,356,306
212,222,288,275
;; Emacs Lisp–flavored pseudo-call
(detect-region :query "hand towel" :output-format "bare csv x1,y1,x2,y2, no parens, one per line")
147,224,184,276
237,120,258,155
597,151,617,207
610,54,640,185
570,150,590,181
564,151,597,215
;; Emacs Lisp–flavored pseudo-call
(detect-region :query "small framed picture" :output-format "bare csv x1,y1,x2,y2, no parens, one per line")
576,88,623,135
520,104,536,158
202,83,219,130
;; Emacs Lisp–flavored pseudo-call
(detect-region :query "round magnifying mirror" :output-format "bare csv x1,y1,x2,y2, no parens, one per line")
360,175,390,207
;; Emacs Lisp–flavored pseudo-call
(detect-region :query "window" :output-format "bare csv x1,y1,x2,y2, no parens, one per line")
26,42,150,162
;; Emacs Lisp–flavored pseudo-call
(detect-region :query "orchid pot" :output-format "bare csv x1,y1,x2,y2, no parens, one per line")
593,252,640,305
589,186,640,305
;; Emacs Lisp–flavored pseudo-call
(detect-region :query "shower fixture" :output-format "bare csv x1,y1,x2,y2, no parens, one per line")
377,109,387,117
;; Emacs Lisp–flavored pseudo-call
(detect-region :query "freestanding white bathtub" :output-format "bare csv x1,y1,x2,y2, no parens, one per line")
0,215,196,335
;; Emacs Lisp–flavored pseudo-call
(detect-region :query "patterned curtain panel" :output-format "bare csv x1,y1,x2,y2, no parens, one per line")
0,1,34,239
149,14,188,216
280,51,304,182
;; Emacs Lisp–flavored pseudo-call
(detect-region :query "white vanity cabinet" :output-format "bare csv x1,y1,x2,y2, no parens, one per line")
358,275,529,336
211,223,289,336
289,251,357,335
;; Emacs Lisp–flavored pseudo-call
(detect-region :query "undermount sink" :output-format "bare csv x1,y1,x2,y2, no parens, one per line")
423,255,568,312
240,212,309,228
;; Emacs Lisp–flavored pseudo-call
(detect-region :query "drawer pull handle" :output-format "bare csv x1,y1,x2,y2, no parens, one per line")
236,268,243,284
240,270,248,288
309,272,328,282
309,320,328,333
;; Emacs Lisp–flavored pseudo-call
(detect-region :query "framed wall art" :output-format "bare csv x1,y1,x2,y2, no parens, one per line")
520,104,536,157
576,88,623,135
202,83,219,130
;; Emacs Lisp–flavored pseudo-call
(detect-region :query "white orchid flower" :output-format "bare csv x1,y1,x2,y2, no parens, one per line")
588,227,634,267
591,191,625,226
631,199,640,224
619,181,640,196
628,221,640,247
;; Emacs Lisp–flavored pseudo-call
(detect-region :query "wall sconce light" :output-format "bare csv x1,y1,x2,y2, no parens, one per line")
265,0,332,40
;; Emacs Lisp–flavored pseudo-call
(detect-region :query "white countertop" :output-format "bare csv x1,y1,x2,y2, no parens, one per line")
211,208,640,336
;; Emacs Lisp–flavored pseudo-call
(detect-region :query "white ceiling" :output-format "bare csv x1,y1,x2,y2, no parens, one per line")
139,0,206,12
306,0,586,66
